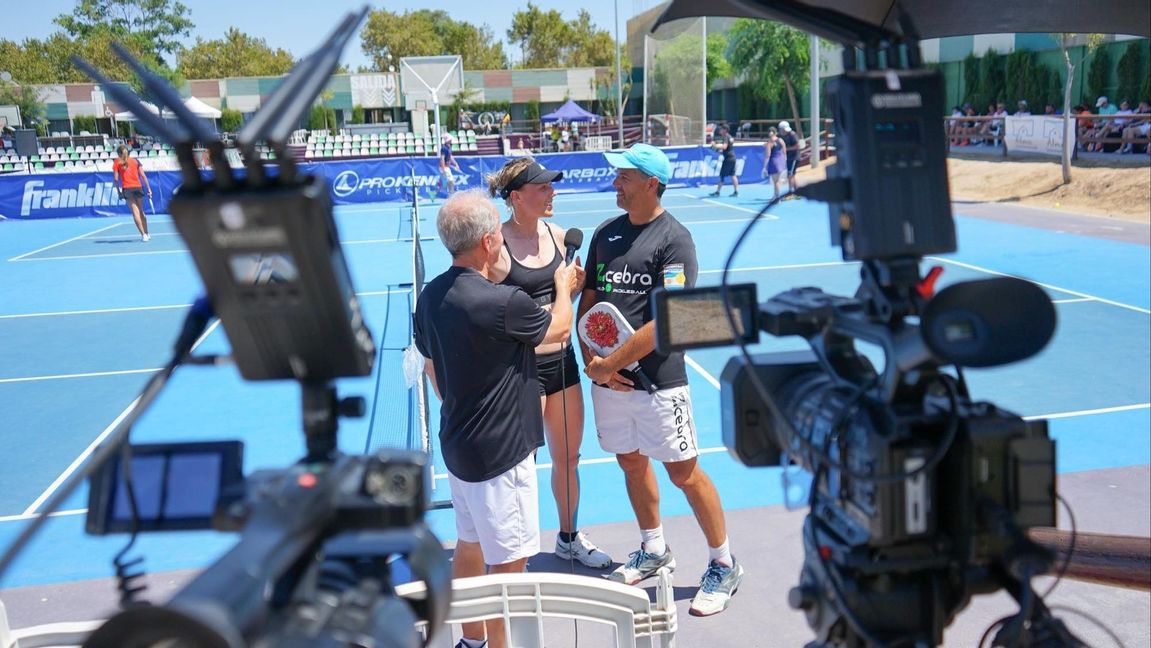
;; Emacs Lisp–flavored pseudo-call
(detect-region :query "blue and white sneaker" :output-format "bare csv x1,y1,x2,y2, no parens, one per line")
607,545,675,585
555,531,613,568
689,558,744,616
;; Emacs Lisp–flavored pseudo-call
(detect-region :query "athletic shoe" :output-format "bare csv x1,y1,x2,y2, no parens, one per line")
555,531,613,568
708,191,720,197
142,233,151,242
689,559,745,617
607,545,675,585
730,191,739,197
454,640,486,648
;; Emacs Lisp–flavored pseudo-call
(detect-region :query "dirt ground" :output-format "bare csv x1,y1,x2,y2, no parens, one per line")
796,156,1151,222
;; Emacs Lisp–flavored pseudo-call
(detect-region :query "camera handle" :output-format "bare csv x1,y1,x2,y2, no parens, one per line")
302,381,366,462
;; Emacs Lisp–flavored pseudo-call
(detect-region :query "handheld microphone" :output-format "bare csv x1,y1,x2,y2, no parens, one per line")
563,228,584,264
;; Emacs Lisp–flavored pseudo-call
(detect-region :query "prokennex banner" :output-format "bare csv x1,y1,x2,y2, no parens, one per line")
0,144,768,219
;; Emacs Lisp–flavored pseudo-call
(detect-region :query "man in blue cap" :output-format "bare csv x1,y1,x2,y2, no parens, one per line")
577,143,744,617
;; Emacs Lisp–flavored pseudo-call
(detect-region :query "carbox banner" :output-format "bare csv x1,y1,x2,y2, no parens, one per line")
0,144,768,219
1004,116,1064,156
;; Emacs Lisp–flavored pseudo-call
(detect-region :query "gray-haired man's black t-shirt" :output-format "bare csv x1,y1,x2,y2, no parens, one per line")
584,211,698,389
414,266,549,482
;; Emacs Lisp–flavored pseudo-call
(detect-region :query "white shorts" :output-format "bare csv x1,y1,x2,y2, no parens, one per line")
591,384,699,462
449,453,540,565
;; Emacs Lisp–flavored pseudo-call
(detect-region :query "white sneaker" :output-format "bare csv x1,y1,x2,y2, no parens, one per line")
689,559,744,616
142,233,151,242
607,545,675,584
554,531,613,569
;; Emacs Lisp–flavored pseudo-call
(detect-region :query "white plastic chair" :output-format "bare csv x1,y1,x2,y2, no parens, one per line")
396,568,677,648
0,600,101,648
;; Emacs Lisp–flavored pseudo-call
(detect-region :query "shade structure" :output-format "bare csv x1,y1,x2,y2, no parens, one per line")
653,0,1149,41
162,96,222,119
113,101,161,122
540,100,601,124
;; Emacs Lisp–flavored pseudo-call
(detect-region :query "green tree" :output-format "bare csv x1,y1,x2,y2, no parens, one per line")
72,115,99,133
54,0,193,61
361,10,507,71
350,104,365,125
1116,41,1146,104
962,52,980,107
177,28,295,79
1053,33,1105,183
977,49,1005,106
0,79,47,131
1086,47,1111,100
727,19,820,139
563,10,617,67
509,4,570,68
219,107,243,133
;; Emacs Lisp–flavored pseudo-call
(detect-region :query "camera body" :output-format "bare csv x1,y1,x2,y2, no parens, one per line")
653,61,1066,646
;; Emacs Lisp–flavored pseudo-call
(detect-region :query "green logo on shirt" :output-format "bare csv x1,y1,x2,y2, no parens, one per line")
597,263,613,292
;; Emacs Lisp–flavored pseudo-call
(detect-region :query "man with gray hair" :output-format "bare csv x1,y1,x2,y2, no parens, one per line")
413,189,581,648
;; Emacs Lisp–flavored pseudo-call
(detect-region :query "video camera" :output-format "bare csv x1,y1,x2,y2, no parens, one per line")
0,8,451,647
652,3,1083,646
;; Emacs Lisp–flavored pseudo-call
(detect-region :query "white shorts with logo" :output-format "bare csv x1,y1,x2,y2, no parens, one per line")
591,384,699,462
448,452,540,565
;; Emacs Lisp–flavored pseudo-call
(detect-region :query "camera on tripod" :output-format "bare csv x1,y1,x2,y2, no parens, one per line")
651,3,1082,646
0,8,454,647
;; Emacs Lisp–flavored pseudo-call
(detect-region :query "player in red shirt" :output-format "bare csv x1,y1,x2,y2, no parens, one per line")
112,145,153,241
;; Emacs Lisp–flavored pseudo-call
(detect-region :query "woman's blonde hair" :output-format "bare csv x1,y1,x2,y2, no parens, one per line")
486,157,536,206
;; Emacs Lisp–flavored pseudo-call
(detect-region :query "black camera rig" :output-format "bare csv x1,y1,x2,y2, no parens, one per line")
0,7,451,647
652,1,1083,646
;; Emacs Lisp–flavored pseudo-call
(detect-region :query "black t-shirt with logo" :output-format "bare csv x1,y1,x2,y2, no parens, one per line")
717,133,736,161
781,131,800,162
585,211,698,389
414,266,549,482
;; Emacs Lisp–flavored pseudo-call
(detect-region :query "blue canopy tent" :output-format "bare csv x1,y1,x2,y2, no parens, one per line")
540,100,601,123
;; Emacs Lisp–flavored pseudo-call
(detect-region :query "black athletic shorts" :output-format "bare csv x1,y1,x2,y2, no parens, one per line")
719,158,737,178
537,346,581,396
123,188,144,199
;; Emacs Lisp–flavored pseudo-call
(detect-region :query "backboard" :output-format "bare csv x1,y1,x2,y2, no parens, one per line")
400,55,463,111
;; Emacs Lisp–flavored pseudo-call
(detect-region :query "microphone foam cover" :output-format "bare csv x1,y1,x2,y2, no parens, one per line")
921,277,1056,368
564,228,584,250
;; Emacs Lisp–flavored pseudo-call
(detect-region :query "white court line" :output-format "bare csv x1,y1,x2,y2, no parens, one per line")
1052,297,1095,305
20,321,221,516
0,368,161,385
697,197,779,218
7,223,123,261
699,260,856,275
0,304,192,319
0,289,410,321
686,354,721,390
1024,403,1150,420
11,249,187,262
927,256,1151,315
0,509,86,523
86,232,181,240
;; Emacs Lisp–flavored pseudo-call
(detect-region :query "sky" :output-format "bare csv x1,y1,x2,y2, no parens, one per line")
7,0,657,72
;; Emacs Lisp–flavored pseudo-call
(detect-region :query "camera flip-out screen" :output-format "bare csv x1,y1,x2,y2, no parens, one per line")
652,283,759,354
87,441,244,535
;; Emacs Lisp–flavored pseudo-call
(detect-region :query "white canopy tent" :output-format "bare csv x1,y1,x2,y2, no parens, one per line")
113,101,161,122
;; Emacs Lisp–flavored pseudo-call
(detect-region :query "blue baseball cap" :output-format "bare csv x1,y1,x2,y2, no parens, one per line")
604,143,671,185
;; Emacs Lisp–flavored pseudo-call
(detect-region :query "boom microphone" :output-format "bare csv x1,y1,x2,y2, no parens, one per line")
563,228,584,264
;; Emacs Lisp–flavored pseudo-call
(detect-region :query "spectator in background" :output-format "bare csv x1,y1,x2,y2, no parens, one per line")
560,124,571,152
708,124,739,197
439,134,462,195
779,120,801,197
1118,100,1150,154
1088,96,1119,151
414,189,580,648
761,126,786,201
1044,103,1059,116
1015,100,1031,116
949,106,965,146
112,145,152,242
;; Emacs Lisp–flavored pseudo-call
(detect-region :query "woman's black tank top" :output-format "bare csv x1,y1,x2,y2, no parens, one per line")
501,224,562,306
